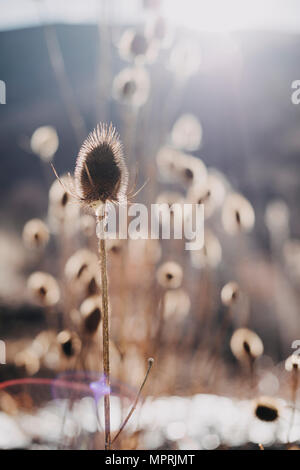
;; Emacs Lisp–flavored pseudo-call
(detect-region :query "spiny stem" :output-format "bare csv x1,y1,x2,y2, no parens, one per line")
112,358,154,445
97,208,111,450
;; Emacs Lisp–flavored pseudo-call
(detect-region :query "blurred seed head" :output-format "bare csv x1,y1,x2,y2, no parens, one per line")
30,126,59,161
264,199,289,236
31,330,56,358
156,261,183,289
156,146,207,187
222,193,255,235
57,330,81,358
221,281,239,306
146,16,173,48
169,39,202,80
163,288,191,320
190,229,222,269
65,249,98,285
80,295,102,335
48,176,80,232
230,328,263,362
27,271,60,307
75,123,128,209
119,29,158,64
22,218,49,250
283,239,300,281
253,397,280,422
113,66,150,107
187,169,226,218
171,114,202,152
15,349,40,376
0,391,18,416
128,237,162,266
285,354,300,372
80,214,96,237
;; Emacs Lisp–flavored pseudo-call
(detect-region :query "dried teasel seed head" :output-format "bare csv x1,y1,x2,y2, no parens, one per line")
230,328,263,362
74,123,128,209
65,249,98,283
15,349,40,376
285,354,300,372
253,397,280,422
27,272,60,307
156,261,183,289
22,218,49,250
171,114,203,152
112,66,150,107
221,281,239,306
222,192,255,235
30,126,59,161
80,296,102,335
57,330,81,358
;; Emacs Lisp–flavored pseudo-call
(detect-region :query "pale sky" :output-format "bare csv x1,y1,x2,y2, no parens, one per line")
0,0,300,33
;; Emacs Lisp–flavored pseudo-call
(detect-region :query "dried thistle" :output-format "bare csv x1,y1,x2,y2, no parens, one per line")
74,123,128,209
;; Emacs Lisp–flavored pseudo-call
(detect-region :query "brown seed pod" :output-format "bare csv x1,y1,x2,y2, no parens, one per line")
74,123,128,209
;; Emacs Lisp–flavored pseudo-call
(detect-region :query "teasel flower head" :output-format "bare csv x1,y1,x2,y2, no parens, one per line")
80,295,102,335
253,397,280,422
74,123,128,211
30,126,59,162
285,354,300,372
221,281,239,306
156,261,183,289
230,328,263,363
222,192,255,235
27,271,60,307
113,66,150,108
57,330,81,359
22,218,50,250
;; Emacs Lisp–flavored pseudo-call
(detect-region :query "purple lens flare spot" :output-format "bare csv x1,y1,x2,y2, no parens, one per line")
89,374,111,401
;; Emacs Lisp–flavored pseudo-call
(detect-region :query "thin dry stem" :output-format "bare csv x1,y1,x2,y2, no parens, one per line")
112,358,154,445
97,209,111,450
